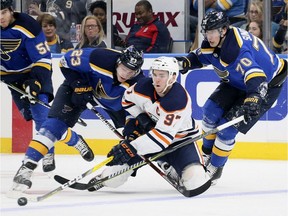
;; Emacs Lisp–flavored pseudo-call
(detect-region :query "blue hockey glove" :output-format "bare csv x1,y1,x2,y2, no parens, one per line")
175,56,191,74
123,118,143,141
243,94,262,123
70,80,94,108
21,79,41,104
107,140,137,166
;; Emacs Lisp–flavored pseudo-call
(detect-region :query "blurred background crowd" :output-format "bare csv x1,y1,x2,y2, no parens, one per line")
11,0,288,54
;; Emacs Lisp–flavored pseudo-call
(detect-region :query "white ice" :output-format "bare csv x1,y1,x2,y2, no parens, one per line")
1,154,287,216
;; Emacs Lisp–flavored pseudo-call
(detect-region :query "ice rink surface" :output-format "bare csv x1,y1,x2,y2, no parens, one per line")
1,153,287,216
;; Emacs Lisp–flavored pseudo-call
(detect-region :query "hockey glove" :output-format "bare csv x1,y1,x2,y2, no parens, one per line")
243,94,262,123
175,56,191,74
136,113,156,132
70,80,94,108
123,118,143,141
21,79,41,104
107,140,137,166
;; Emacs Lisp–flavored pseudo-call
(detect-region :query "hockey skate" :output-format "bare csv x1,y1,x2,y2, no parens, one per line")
42,153,55,172
87,175,104,192
202,152,211,167
73,135,94,162
158,161,179,184
206,163,223,185
12,161,37,192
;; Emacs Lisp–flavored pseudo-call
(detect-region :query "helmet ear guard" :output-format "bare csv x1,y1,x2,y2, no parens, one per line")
117,45,144,77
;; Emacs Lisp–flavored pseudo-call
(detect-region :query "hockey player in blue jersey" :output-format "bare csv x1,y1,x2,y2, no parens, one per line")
0,0,93,174
9,45,144,193
87,56,210,194
176,11,287,184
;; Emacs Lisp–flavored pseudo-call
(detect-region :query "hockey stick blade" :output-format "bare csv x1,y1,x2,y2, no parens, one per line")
142,156,211,197
8,157,114,204
180,179,211,197
54,116,244,191
54,175,89,190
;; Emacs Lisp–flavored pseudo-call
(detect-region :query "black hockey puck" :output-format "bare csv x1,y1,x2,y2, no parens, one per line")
17,197,28,206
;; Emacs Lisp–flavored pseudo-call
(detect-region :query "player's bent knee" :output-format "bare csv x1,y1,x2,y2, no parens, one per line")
181,164,209,190
102,164,134,188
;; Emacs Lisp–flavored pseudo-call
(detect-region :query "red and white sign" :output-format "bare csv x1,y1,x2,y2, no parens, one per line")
112,0,186,40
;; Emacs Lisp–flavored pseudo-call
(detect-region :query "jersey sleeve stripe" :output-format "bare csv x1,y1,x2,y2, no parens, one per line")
146,133,166,150
90,63,113,78
200,47,214,54
233,27,243,47
122,100,134,107
12,25,35,38
150,129,171,145
134,90,153,100
218,0,232,10
244,71,267,83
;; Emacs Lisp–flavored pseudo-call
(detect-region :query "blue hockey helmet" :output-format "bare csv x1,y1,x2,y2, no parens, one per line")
201,11,230,32
1,0,13,10
118,45,144,76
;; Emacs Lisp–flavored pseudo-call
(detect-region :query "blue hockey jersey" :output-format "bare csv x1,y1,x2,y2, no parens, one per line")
60,48,145,111
187,26,285,94
1,12,53,100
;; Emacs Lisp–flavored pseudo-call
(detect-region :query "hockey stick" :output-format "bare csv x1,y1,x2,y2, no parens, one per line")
54,115,244,194
86,103,123,139
78,105,210,197
12,156,113,203
1,80,87,127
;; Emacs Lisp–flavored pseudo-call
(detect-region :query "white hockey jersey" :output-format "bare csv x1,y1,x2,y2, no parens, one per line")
122,78,199,155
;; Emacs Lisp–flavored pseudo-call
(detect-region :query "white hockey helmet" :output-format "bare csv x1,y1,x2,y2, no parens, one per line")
150,56,179,93
150,56,179,79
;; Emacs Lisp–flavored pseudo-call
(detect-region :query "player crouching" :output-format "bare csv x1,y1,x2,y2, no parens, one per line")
88,56,210,193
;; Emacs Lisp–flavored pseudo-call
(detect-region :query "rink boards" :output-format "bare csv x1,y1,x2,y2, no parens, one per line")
0,54,287,160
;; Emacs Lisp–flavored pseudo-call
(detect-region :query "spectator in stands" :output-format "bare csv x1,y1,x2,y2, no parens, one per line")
37,14,74,53
246,20,263,40
27,1,40,19
272,0,286,23
241,0,279,37
89,0,125,48
27,0,86,41
192,0,248,27
75,15,107,49
125,0,172,53
189,0,198,42
272,1,288,53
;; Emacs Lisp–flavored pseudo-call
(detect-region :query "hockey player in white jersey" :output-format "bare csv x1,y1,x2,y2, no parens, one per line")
88,56,209,192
